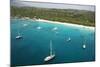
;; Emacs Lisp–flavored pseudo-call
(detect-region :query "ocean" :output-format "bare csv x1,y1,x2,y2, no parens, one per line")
11,18,95,66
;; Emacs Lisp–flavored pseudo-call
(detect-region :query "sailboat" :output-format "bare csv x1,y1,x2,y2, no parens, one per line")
23,23,28,27
52,27,58,31
44,40,55,62
36,26,42,30
82,44,86,49
16,32,22,39
82,39,86,49
66,37,71,42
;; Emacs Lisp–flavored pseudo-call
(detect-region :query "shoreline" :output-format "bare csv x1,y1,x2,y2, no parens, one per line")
36,19,95,30
11,17,95,30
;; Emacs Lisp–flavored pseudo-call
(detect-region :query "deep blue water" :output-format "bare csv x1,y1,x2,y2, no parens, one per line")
11,18,95,66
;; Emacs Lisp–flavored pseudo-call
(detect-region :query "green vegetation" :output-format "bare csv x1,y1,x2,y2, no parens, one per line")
11,6,95,26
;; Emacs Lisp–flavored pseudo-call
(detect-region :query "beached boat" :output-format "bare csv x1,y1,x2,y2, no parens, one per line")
44,40,55,62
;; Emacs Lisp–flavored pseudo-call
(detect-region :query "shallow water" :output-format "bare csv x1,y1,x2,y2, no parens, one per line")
11,19,95,66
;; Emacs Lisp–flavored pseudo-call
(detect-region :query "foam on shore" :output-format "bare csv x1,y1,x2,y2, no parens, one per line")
36,19,95,30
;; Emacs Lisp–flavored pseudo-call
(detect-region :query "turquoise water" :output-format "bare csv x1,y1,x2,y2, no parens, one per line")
11,19,95,66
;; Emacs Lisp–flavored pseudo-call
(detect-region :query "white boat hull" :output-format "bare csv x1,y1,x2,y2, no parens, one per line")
66,37,71,42
16,36,22,39
44,54,55,62
83,44,86,49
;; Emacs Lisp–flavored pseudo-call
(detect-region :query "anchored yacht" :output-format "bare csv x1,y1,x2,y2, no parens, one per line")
16,32,22,39
44,40,55,62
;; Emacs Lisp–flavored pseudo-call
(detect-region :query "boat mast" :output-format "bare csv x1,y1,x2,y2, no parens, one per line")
18,32,20,35
50,40,53,55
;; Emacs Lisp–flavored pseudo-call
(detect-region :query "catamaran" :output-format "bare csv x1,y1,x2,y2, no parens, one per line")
44,40,55,62
16,32,22,39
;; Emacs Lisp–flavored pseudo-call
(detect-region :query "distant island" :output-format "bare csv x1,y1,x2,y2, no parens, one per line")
11,6,95,26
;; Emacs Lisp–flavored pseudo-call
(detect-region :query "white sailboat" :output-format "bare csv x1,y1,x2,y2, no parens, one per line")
66,37,71,42
82,44,86,49
82,39,86,49
36,26,42,30
23,23,28,27
16,32,22,39
44,40,55,62
52,27,58,31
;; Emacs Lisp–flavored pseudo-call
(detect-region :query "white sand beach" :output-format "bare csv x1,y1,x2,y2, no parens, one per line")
16,16,95,31
36,19,95,30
